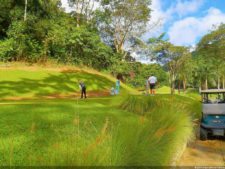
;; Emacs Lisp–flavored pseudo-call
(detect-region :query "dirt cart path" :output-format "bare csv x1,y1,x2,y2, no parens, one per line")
178,139,225,166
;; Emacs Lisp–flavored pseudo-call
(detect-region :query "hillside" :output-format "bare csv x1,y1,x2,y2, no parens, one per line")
0,63,135,100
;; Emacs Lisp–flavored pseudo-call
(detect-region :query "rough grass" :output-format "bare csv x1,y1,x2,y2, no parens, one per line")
0,98,122,165
0,95,201,166
120,95,201,165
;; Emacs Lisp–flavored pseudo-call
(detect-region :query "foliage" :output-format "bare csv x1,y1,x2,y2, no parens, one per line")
0,1,115,70
109,61,168,88
177,52,194,91
0,38,14,61
154,42,192,94
6,20,44,62
45,20,114,69
128,64,168,88
96,0,151,55
195,24,225,89
68,0,97,26
197,24,225,61
129,33,167,62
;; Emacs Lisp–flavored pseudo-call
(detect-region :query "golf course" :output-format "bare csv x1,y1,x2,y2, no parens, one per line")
1,0,225,167
0,64,202,166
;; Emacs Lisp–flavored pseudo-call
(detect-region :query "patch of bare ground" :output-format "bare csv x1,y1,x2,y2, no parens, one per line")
178,138,225,166
0,91,110,101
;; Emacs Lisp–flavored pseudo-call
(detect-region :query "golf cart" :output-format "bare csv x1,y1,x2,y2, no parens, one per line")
200,89,225,140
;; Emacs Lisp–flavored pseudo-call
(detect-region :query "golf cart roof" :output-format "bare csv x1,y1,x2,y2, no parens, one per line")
200,89,225,94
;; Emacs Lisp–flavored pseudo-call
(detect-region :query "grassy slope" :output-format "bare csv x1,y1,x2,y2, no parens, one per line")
0,63,135,100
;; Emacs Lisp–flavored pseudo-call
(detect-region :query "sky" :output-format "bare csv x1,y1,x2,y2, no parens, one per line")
61,0,225,47
146,0,225,47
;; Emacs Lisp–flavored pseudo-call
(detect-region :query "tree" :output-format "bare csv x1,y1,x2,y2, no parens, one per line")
195,24,225,89
192,53,214,90
129,33,167,62
0,1,17,39
68,0,97,26
177,54,194,92
154,42,190,94
96,0,151,58
0,38,14,62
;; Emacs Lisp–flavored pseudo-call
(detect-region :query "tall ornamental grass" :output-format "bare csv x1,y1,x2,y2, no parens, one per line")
0,95,199,166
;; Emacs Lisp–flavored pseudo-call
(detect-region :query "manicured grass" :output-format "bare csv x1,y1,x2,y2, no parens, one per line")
0,69,112,98
156,86,172,94
156,86,201,101
0,65,136,100
0,95,201,166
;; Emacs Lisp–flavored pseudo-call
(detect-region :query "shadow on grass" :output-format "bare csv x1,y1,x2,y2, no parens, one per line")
0,71,114,99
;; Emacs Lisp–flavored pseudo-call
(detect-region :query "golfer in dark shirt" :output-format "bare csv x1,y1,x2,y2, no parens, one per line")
79,81,87,99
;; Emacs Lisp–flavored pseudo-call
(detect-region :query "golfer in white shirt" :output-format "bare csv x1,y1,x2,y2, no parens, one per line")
148,74,157,95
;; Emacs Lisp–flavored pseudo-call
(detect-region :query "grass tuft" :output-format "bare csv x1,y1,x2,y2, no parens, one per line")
0,95,200,166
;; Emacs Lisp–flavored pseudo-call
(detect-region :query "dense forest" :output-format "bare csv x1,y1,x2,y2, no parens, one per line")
0,0,225,92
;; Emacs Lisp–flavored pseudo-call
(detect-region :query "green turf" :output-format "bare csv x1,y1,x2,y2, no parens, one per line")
0,95,201,166
156,86,201,101
156,86,172,94
0,69,118,99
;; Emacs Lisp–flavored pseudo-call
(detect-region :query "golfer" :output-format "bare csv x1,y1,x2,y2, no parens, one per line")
115,79,120,94
148,74,157,95
79,81,87,99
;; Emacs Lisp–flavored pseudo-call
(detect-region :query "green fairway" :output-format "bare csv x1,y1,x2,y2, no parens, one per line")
0,69,112,99
156,86,201,101
0,95,201,166
0,66,136,100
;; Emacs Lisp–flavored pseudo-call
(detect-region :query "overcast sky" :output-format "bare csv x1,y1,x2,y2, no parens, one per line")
61,0,225,47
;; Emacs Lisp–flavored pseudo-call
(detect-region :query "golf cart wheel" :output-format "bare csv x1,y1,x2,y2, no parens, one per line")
200,127,208,141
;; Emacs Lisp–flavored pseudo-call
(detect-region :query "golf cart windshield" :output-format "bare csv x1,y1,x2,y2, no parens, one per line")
200,89,225,104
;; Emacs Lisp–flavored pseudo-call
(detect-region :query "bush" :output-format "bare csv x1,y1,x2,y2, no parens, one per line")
0,38,14,62
109,62,168,88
